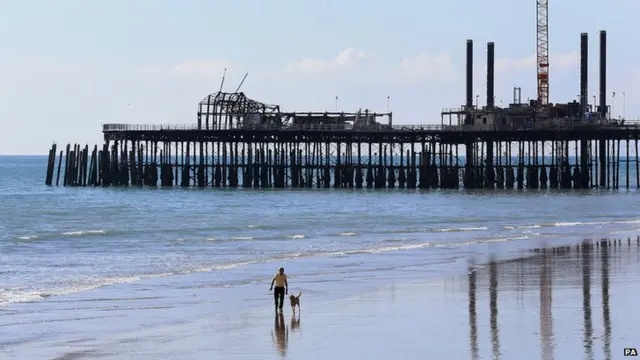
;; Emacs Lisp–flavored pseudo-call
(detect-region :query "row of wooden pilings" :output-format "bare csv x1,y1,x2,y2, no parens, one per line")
45,143,97,187
45,138,638,189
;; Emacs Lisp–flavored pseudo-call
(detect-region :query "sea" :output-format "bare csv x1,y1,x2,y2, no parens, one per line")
2,155,640,310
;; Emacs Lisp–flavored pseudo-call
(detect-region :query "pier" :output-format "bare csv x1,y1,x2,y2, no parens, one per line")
45,31,640,190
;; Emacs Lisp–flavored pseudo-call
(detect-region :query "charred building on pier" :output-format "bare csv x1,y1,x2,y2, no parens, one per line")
442,31,612,129
196,91,392,131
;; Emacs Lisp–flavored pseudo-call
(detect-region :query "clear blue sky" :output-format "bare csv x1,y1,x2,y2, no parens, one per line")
0,0,638,154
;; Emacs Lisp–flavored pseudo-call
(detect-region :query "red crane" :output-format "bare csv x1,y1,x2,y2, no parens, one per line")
536,0,549,105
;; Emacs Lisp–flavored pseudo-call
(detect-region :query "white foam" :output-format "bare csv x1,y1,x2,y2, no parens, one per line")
486,235,527,243
61,229,106,236
326,251,347,257
504,224,542,230
0,273,170,307
554,222,583,227
436,226,488,232
503,219,640,230
555,220,613,227
367,242,433,253
308,242,435,258
289,235,305,239
340,232,357,236
436,235,528,248
17,235,38,240
230,236,254,240
615,219,640,224
437,240,478,248
209,261,256,271
0,289,45,306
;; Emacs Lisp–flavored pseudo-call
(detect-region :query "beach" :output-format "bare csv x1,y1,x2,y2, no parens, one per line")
3,239,640,360
3,157,640,359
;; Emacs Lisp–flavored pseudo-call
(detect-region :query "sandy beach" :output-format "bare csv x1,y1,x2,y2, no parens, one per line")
2,238,639,360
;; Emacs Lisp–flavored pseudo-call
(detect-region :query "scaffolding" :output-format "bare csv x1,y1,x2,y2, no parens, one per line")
196,91,391,130
197,92,282,130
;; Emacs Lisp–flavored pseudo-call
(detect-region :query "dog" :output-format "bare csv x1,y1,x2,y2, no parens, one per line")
289,290,301,312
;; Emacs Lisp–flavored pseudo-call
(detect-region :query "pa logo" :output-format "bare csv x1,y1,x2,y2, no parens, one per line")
625,348,638,356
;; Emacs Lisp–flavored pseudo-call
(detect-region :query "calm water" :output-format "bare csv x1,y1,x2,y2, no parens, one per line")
2,155,640,308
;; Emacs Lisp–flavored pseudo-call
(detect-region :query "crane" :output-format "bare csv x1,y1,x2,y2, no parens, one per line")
536,0,549,105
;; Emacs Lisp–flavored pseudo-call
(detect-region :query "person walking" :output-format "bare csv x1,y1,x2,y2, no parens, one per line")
270,267,288,312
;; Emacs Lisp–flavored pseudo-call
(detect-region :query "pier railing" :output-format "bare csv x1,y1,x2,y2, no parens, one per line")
103,119,640,133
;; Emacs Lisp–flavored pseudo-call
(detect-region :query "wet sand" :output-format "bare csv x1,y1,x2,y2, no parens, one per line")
3,239,640,360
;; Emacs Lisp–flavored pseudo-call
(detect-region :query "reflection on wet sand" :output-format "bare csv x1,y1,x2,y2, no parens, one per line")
468,268,479,360
489,261,500,360
600,240,612,360
540,249,553,360
271,312,288,357
581,242,594,360
467,237,628,360
291,312,301,331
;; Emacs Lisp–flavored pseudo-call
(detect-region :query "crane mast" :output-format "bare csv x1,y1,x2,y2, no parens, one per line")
536,0,549,105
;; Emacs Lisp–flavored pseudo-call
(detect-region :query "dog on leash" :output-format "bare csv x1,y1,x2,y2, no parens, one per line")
289,290,301,312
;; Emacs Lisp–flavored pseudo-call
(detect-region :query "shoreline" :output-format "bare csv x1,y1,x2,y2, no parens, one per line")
3,237,640,359
4,224,640,309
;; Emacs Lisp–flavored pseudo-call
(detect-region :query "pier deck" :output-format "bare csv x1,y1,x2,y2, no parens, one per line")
101,121,640,143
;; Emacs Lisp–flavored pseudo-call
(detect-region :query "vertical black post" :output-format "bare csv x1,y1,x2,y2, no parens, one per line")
598,30,607,186
580,33,588,115
579,33,590,187
466,39,473,109
487,42,495,109
599,30,607,116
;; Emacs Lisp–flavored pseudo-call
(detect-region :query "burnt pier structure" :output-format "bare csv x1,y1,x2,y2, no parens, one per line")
46,31,640,190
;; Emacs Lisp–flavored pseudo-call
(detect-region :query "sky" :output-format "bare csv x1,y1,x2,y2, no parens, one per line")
0,0,638,155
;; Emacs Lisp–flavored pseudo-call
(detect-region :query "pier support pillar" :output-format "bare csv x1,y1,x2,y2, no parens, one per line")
485,141,494,188
580,139,590,188
599,139,606,187
464,141,474,189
